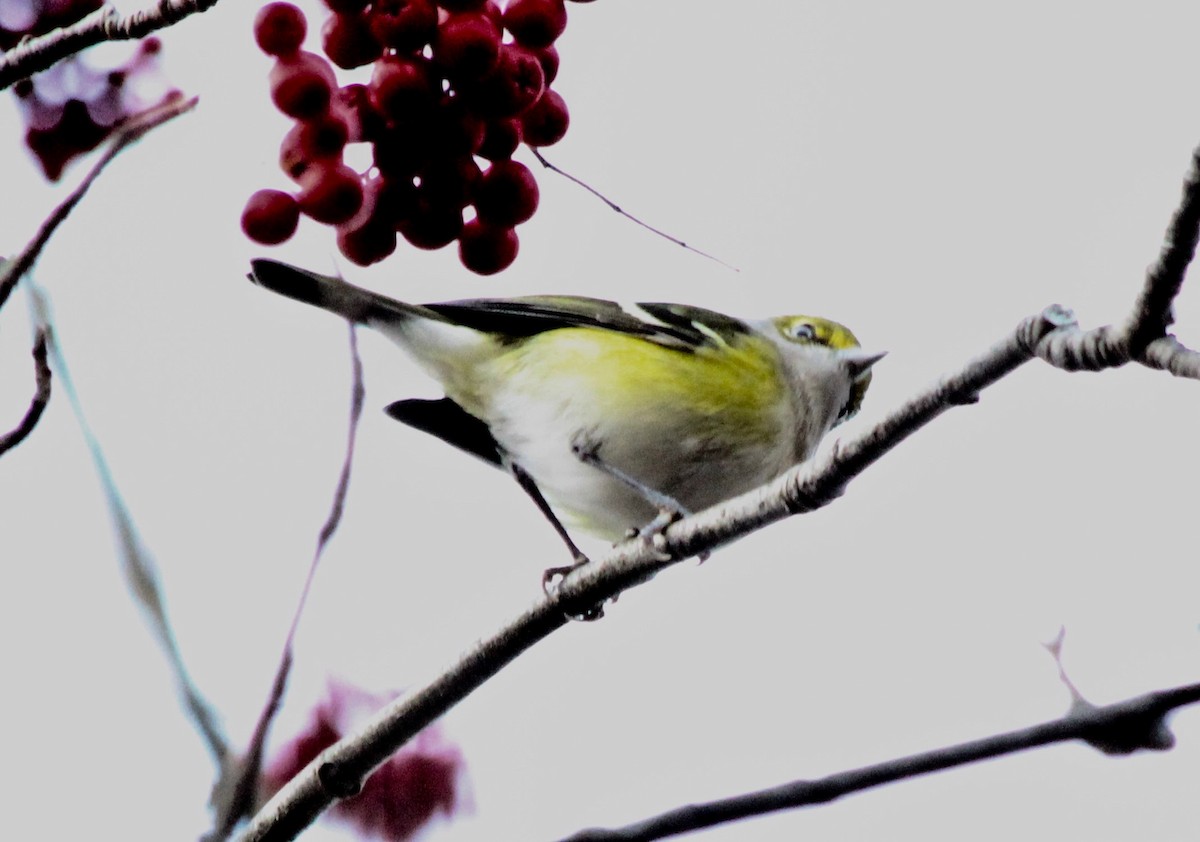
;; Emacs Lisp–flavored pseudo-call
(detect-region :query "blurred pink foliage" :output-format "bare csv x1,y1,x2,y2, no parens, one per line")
5,0,180,180
262,680,472,841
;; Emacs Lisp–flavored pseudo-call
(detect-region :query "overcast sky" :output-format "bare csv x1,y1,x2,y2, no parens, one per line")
2,3,1199,840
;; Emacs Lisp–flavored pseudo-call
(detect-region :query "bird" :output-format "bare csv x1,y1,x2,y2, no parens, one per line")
248,258,883,573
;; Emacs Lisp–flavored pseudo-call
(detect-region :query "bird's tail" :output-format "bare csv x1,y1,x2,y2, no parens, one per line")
248,259,442,327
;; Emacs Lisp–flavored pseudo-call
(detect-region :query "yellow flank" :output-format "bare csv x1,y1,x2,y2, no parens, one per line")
468,326,787,445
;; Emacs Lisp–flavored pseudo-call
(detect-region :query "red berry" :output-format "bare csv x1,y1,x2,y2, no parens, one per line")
373,130,426,177
432,11,501,79
461,43,545,118
338,218,398,265
321,0,368,14
279,115,348,180
399,201,463,249
458,220,518,275
242,189,300,245
419,155,481,210
297,164,364,224
520,87,568,146
369,54,437,122
254,2,307,57
473,159,538,225
503,0,566,48
373,176,420,225
438,0,487,10
333,83,381,142
322,12,381,69
477,118,522,161
532,44,559,85
434,99,486,155
269,52,336,119
368,0,437,51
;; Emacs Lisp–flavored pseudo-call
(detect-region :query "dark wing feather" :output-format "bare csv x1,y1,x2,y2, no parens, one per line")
634,302,754,347
384,398,503,468
422,296,751,350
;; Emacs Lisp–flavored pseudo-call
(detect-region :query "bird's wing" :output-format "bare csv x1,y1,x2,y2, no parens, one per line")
423,296,754,351
384,397,504,468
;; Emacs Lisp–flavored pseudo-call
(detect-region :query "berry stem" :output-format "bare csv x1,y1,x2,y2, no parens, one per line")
527,148,740,272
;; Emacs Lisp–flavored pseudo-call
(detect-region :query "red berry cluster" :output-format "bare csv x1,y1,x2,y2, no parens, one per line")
242,0,576,274
11,37,178,181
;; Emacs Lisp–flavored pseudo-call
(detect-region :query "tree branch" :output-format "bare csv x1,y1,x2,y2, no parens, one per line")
0,0,219,90
0,330,51,457
1124,143,1200,353
0,93,198,313
556,681,1200,842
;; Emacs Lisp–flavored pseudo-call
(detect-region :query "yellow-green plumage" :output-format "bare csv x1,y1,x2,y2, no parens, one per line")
248,259,883,543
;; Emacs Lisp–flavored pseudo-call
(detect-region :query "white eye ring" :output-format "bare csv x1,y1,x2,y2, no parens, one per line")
787,322,816,341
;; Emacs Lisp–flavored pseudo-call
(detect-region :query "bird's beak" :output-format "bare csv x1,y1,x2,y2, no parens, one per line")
838,348,888,380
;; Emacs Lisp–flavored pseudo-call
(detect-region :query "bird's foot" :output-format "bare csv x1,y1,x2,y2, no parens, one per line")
542,554,607,622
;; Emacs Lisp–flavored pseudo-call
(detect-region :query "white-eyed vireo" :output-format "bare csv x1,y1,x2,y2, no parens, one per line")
249,259,883,566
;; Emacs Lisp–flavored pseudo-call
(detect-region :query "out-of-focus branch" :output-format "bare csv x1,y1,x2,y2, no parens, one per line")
0,330,51,457
24,279,228,765
0,94,198,313
557,681,1199,842
0,0,217,90
205,324,366,842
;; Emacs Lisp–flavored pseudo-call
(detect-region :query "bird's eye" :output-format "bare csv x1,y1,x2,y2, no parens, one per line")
786,321,817,342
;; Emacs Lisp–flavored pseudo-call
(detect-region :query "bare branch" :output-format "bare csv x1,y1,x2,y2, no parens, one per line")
0,94,198,312
1123,143,1200,353
556,681,1199,842
0,0,219,90
0,330,51,457
1139,335,1200,379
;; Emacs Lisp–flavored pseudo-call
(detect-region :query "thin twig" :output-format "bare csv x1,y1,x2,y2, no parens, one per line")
528,148,740,272
0,329,51,456
0,0,219,90
556,681,1199,842
206,323,366,842
24,280,228,765
0,94,198,313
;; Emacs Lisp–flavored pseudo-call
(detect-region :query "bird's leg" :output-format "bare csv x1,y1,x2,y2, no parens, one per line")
507,460,605,621
570,434,699,556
